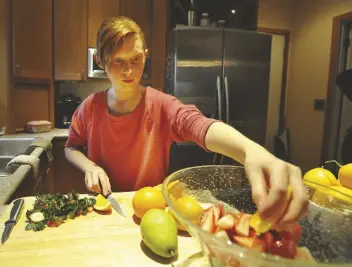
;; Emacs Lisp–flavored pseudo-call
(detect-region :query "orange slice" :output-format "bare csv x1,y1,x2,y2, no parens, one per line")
93,194,112,211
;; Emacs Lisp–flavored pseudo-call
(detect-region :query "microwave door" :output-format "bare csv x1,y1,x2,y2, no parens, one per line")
88,48,107,78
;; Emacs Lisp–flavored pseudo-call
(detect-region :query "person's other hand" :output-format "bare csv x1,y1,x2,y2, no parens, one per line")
84,165,112,196
244,148,309,226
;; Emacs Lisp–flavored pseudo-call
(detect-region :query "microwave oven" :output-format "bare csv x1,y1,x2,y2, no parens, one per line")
87,48,107,78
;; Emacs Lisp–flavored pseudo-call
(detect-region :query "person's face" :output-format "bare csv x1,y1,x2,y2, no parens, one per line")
105,34,147,91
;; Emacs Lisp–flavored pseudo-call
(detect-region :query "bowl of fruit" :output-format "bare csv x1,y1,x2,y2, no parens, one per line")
162,165,352,267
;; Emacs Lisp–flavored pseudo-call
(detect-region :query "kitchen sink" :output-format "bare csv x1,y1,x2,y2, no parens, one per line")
0,138,36,177
0,156,15,177
0,138,36,156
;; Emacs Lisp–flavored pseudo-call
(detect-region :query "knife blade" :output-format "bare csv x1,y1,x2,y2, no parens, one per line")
1,198,24,244
106,194,126,217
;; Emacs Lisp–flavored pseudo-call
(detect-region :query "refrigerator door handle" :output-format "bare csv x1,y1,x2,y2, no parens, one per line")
214,76,223,165
220,76,230,165
224,76,230,124
216,76,222,121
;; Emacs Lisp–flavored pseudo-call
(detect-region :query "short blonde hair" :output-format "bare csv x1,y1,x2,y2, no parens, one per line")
96,16,146,68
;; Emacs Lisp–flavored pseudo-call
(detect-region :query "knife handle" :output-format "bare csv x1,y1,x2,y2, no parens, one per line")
6,199,24,224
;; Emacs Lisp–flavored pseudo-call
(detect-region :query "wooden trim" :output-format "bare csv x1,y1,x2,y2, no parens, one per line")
258,27,291,130
321,11,352,163
5,0,15,134
152,0,167,90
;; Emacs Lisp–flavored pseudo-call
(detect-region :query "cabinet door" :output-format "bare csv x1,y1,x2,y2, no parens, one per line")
88,0,120,48
52,139,87,194
120,0,152,53
12,0,52,79
54,0,88,81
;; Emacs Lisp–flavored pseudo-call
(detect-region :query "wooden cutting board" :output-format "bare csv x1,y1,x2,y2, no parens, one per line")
0,192,207,267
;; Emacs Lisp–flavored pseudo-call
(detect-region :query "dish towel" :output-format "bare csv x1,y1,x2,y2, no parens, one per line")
28,138,53,163
7,155,40,178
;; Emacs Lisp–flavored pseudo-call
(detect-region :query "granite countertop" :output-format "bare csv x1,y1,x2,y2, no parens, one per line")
0,128,69,206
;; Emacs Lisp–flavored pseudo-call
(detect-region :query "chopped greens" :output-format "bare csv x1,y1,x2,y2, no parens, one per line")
25,191,96,232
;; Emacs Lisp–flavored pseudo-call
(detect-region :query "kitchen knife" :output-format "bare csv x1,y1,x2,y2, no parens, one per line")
1,198,24,244
105,193,126,217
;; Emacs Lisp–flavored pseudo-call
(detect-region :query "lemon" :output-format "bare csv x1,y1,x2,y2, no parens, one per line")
338,163,352,190
93,194,112,211
249,185,292,235
311,185,352,207
169,195,203,231
303,168,337,188
249,212,272,235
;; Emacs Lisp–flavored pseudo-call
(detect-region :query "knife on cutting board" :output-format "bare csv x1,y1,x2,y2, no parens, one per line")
1,198,24,244
104,193,126,217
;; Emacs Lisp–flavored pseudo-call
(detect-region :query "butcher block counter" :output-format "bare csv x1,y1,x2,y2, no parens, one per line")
0,192,208,267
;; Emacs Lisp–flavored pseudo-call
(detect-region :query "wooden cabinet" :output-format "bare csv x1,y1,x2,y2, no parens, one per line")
88,0,120,48
12,0,52,80
54,0,88,81
52,138,87,194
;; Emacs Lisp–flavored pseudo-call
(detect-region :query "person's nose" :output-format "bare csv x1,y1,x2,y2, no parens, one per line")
123,62,132,76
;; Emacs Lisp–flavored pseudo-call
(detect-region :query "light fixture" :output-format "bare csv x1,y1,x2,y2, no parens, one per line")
231,9,236,14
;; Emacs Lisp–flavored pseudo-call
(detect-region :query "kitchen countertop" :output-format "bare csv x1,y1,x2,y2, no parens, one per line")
0,192,208,267
0,128,69,141
0,128,69,206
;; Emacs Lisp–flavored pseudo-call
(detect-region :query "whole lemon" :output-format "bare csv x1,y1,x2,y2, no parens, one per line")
338,163,352,190
303,168,337,188
169,196,203,231
132,187,166,219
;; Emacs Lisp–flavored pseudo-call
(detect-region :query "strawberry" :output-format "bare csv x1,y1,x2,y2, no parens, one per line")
235,214,252,237
217,214,236,230
233,236,266,252
200,208,215,233
215,230,231,242
269,240,297,259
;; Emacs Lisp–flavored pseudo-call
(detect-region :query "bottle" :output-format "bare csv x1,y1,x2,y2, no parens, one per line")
188,0,197,26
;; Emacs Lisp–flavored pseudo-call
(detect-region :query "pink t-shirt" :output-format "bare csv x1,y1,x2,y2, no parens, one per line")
65,87,217,192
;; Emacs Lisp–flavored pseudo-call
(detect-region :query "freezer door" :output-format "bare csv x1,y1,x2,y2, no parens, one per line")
165,26,224,119
222,29,272,164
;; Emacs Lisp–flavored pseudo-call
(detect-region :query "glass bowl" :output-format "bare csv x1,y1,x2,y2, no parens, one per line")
162,165,352,267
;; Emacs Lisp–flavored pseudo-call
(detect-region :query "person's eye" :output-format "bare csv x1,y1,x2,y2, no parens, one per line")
132,56,141,63
112,58,123,64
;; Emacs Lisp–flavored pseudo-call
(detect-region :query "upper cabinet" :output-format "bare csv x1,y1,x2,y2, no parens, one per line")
54,0,88,81
88,0,121,48
120,0,153,51
12,0,52,80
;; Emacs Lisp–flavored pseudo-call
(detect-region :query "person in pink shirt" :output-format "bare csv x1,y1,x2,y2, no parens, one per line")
65,16,308,226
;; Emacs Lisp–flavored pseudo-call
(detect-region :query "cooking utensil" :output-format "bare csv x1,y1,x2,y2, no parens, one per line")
1,198,24,244
162,165,352,267
105,193,126,217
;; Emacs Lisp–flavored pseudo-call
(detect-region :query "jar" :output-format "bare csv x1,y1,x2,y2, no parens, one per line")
200,13,210,27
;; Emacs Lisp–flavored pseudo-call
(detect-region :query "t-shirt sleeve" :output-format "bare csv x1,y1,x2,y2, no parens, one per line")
159,93,219,149
65,98,91,148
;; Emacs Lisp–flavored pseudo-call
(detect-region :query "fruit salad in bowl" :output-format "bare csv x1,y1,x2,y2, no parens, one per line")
162,165,352,267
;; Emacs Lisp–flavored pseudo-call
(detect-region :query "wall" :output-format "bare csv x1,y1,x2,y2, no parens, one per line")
286,0,352,172
258,0,294,31
0,0,9,129
258,0,352,172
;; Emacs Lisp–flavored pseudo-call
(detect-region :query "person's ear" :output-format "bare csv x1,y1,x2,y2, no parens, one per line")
144,49,149,61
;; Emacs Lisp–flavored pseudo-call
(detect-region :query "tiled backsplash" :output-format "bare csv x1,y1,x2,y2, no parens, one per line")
55,80,112,101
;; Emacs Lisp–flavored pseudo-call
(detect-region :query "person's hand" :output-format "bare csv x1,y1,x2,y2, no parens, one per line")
244,147,309,226
84,165,112,196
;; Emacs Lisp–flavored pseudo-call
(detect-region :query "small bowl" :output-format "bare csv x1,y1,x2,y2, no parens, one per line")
162,165,352,267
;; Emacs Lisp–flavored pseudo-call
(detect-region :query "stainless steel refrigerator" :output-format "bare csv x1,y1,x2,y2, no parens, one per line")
165,26,272,173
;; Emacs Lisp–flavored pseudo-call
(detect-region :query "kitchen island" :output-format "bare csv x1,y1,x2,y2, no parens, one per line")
0,192,208,267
